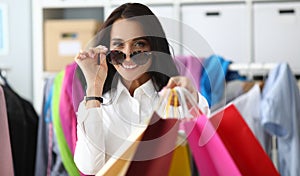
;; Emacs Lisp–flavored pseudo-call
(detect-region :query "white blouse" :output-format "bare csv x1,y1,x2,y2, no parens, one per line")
74,79,210,175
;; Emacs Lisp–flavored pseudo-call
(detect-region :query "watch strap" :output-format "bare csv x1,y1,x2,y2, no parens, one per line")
85,96,103,103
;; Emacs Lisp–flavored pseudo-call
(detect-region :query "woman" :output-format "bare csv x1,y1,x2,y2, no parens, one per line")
74,3,209,174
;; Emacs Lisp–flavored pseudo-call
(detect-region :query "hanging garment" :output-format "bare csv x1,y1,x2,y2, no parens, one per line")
35,77,54,176
231,84,272,153
210,104,279,176
35,77,69,176
175,55,203,90
261,63,300,176
59,62,82,155
52,71,80,176
51,127,69,176
73,66,86,111
200,55,245,107
2,84,39,176
0,86,14,176
210,80,246,112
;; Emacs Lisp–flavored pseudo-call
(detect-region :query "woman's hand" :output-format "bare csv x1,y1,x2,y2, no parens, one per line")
75,45,108,96
165,76,199,102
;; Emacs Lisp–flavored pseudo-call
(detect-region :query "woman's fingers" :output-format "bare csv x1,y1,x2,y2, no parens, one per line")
75,50,88,60
91,45,108,57
74,46,109,92
94,45,108,65
75,45,108,64
166,76,191,90
166,76,199,102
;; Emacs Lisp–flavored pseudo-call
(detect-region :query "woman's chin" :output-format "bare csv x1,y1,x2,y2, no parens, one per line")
121,73,144,82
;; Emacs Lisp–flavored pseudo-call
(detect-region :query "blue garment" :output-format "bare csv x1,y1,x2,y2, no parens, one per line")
261,63,300,176
200,55,245,107
35,78,53,176
35,77,68,176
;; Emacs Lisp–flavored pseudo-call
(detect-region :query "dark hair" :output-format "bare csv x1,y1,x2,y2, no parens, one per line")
89,3,179,94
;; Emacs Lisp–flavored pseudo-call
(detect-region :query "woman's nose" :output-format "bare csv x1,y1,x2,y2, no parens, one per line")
123,45,132,61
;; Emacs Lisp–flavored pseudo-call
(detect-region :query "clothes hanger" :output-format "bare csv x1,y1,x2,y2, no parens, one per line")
0,68,11,88
0,69,6,85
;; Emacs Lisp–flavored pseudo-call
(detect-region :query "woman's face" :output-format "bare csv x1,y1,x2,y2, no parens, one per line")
109,19,152,82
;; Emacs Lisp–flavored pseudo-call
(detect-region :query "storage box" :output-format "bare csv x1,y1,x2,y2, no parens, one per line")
44,19,101,72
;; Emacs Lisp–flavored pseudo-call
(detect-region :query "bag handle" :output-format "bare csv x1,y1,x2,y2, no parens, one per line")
155,87,203,119
166,89,179,118
174,87,204,120
155,88,181,119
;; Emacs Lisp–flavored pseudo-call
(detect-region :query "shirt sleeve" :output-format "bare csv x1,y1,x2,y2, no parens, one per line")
73,101,106,175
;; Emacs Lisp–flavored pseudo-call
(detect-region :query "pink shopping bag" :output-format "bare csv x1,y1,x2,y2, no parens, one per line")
184,114,241,176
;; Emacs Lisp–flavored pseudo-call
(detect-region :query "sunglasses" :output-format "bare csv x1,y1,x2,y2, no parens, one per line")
106,50,152,65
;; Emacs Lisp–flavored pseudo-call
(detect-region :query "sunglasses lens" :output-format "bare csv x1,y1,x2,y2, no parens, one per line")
131,51,152,65
107,50,152,65
107,50,125,65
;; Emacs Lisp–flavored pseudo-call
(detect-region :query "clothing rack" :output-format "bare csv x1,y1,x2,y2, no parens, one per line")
229,62,300,80
229,63,277,71
228,63,278,80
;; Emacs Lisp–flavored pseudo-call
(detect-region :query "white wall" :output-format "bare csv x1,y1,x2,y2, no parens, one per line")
0,0,32,102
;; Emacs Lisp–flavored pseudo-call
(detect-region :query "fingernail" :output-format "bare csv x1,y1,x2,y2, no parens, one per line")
103,47,108,52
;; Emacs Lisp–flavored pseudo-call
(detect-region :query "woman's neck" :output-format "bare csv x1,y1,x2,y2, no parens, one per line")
122,73,151,96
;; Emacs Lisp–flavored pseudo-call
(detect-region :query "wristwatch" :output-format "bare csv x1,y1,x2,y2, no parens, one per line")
84,96,103,104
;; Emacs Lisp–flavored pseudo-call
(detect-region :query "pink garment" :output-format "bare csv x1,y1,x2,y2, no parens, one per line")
71,65,85,157
175,56,203,90
71,66,85,113
184,114,241,176
59,62,84,155
0,86,14,176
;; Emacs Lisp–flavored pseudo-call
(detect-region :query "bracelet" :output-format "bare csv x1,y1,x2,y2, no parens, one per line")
85,96,103,103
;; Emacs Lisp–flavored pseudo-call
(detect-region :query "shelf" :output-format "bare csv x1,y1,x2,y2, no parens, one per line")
39,0,300,9
252,0,300,3
33,0,300,113
180,0,246,4
41,0,107,8
110,0,174,6
40,0,254,8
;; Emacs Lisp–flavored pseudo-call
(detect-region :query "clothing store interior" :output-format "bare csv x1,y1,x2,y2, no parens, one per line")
1,0,300,176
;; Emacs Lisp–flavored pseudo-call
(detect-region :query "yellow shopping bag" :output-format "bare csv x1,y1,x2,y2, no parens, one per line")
169,143,191,176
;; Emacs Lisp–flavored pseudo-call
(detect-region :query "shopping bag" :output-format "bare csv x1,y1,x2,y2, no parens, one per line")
175,88,241,176
97,89,181,176
168,141,192,176
126,112,179,176
184,115,241,176
126,89,181,176
165,88,192,176
209,104,280,176
96,124,145,176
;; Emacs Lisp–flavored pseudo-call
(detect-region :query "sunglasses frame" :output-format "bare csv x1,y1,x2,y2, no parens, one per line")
106,50,153,65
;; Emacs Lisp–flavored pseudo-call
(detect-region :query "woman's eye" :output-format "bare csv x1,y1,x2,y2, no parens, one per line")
112,42,123,48
134,41,147,48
